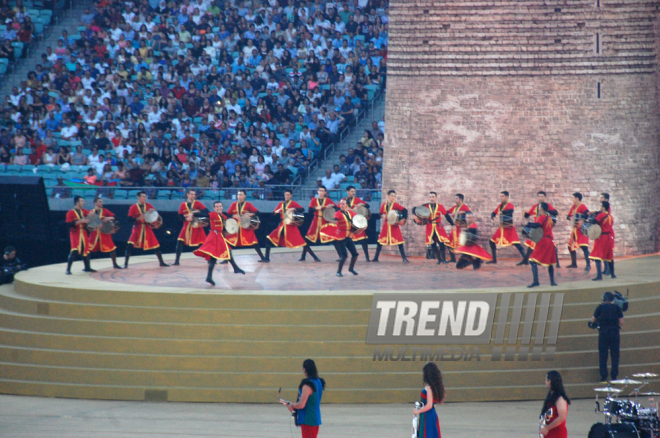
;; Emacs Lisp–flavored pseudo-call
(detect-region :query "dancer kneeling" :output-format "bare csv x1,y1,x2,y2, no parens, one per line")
527,202,558,288
194,201,245,285
454,213,493,270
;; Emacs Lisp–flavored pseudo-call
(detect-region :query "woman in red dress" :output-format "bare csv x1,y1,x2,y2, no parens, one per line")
540,370,570,438
193,201,245,285
528,203,558,288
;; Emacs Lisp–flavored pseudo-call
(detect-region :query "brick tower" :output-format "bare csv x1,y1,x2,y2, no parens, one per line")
383,0,660,257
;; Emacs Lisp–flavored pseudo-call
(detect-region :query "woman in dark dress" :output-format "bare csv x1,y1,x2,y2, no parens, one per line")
413,362,444,438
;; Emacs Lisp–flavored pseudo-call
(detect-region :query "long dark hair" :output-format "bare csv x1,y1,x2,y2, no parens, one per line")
542,370,571,415
300,359,326,390
422,362,445,404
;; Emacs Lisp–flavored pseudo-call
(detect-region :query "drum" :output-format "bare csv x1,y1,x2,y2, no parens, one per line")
454,213,467,227
588,422,640,438
351,214,368,233
413,205,431,225
144,209,163,229
604,398,626,417
224,218,239,235
284,210,304,226
354,204,371,219
99,219,119,235
522,223,544,243
387,209,404,225
240,214,260,230
458,230,477,246
500,216,514,228
581,222,602,240
322,207,337,222
191,217,209,228
86,212,101,230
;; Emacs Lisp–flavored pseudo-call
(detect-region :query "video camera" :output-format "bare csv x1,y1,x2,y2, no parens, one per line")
612,290,629,312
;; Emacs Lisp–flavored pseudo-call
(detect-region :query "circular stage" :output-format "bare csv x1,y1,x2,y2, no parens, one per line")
0,250,658,404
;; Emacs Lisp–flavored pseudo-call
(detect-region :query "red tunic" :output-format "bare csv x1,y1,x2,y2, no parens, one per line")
424,203,449,245
377,202,405,246
524,203,556,249
305,196,336,243
193,212,232,261
454,223,493,261
530,214,558,266
320,209,355,242
567,203,590,251
490,202,520,247
88,208,117,253
225,201,259,247
608,205,616,248
66,208,91,255
127,203,160,250
446,204,471,249
343,196,368,242
177,200,207,246
589,212,614,262
542,403,568,438
267,200,306,248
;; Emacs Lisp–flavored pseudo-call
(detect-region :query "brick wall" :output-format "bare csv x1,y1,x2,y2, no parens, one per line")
383,0,660,257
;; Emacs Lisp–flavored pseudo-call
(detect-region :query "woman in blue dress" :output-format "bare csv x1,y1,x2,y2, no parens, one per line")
286,359,325,438
413,362,445,438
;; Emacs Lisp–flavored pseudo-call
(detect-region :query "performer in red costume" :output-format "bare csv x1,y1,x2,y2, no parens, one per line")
566,192,590,271
124,191,169,268
65,196,95,274
194,201,245,285
454,213,493,269
342,186,371,261
488,191,526,264
447,194,471,263
519,191,559,268
320,198,359,276
600,193,614,275
527,202,558,287
413,191,454,264
173,189,208,265
588,201,616,281
540,371,570,438
87,197,122,269
266,189,318,261
372,190,409,262
225,190,268,262
300,185,334,262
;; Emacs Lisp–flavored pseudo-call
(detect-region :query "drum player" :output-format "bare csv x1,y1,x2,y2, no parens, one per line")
588,201,616,281
320,198,361,277
87,196,123,270
566,192,591,271
412,191,454,265
124,191,170,268
225,190,269,263
65,195,95,275
453,213,493,270
265,189,318,261
488,191,527,264
519,191,560,268
173,188,208,266
342,186,372,262
372,190,409,263
446,194,471,263
300,185,334,262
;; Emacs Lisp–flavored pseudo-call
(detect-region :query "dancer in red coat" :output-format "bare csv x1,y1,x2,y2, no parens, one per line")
446,194,471,263
225,190,268,262
266,189,318,260
566,192,591,271
412,191,454,264
124,191,169,268
454,213,493,270
589,201,616,281
194,201,245,285
174,189,208,265
600,192,615,275
519,191,559,268
528,203,558,287
320,198,360,276
300,186,334,262
488,191,526,264
65,196,95,274
87,197,122,269
373,190,409,262
342,185,371,261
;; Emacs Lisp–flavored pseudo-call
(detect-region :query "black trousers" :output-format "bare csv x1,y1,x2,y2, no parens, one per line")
334,238,358,260
598,328,620,381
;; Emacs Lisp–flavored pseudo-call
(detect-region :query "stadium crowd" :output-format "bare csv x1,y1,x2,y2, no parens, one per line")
0,0,388,199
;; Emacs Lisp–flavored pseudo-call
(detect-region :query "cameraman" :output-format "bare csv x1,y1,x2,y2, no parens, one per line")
0,246,27,285
591,292,624,383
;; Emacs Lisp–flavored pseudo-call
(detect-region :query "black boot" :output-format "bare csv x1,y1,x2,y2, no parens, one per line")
123,245,132,268
337,257,346,276
66,251,77,274
528,262,540,288
82,256,97,273
110,250,122,269
264,246,271,262
549,265,557,286
487,241,497,264
299,247,306,262
583,247,591,272
398,245,409,263
425,246,432,259
473,259,482,270
206,259,216,285
348,255,358,275
567,250,577,268
592,260,603,281
306,245,321,262
448,250,456,263
609,261,616,278
437,243,447,264
361,242,370,262
372,243,382,262
514,244,526,263
456,255,470,269
156,249,170,267
555,246,561,268
603,260,611,275
254,246,269,263
229,257,245,275
517,247,532,266
173,241,183,265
